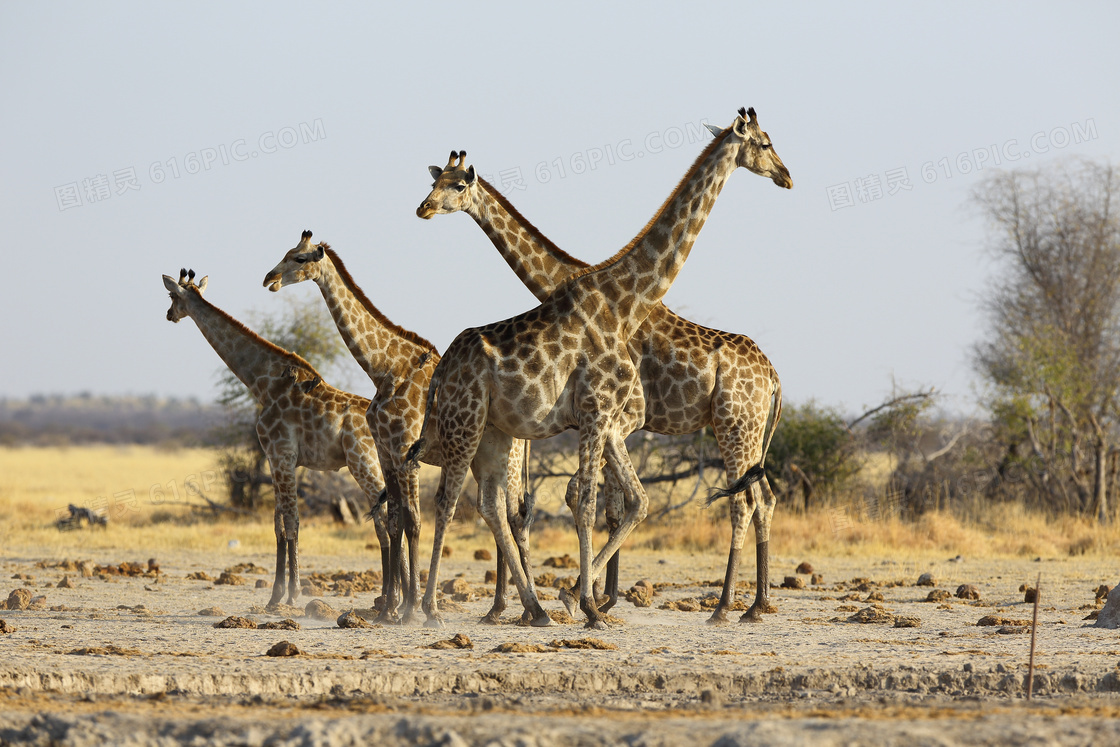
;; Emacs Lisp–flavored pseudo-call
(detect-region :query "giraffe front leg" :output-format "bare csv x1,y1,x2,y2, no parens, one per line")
267,508,286,609
481,544,508,625
575,427,609,630
742,479,777,623
422,467,466,628
598,471,624,613
265,451,300,609
400,469,423,625
709,492,750,625
377,479,404,624
558,476,581,617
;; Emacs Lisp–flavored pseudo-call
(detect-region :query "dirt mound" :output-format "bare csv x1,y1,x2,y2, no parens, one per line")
214,572,245,586
847,606,895,624
68,645,141,656
976,615,1030,627
956,584,981,600
474,549,492,561
0,620,14,634
542,554,579,569
266,641,300,657
305,599,339,620
214,616,257,629
426,633,473,650
261,619,300,630
2,589,32,610
337,611,370,629
492,642,553,653
549,638,617,650
197,607,224,617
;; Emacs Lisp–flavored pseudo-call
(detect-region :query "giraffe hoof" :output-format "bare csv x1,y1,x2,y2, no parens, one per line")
530,613,555,628
583,618,608,631
424,615,446,629
479,612,501,625
707,611,731,625
739,605,769,623
558,586,578,616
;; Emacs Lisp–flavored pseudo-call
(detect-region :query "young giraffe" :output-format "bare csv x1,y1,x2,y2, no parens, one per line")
163,269,392,608
411,107,792,628
418,138,784,623
263,235,536,624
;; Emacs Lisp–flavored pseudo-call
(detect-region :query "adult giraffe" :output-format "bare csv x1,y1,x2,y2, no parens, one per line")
417,123,785,623
411,107,791,627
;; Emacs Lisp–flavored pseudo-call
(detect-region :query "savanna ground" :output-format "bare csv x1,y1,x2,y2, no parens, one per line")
1,445,1120,746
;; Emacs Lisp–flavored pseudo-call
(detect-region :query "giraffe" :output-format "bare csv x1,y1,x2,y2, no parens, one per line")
411,107,792,628
417,132,785,623
163,269,392,608
262,235,537,624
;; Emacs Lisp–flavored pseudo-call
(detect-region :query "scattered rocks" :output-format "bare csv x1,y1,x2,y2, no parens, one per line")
916,573,937,587
543,554,579,569
225,563,268,575
261,619,300,631
426,633,473,650
550,638,617,650
0,619,14,634
57,576,75,589
955,584,981,600
795,562,814,574
266,641,301,657
925,589,952,602
893,616,921,628
214,616,257,629
337,611,371,629
781,576,805,590
305,599,339,620
214,572,245,586
185,571,213,581
492,642,552,653
3,588,32,611
847,606,895,624
474,549,492,561
660,598,701,612
625,580,654,607
197,607,224,617
976,615,1031,627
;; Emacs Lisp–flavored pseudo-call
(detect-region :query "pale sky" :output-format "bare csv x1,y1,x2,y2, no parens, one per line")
2,1,1117,414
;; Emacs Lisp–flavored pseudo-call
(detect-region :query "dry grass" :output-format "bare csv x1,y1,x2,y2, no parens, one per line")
3,445,1119,563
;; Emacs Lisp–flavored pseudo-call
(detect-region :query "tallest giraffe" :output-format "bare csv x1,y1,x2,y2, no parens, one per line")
413,107,791,628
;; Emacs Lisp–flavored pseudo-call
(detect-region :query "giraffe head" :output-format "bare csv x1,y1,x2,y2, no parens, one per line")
163,268,208,322
706,107,792,189
416,150,475,219
263,230,328,291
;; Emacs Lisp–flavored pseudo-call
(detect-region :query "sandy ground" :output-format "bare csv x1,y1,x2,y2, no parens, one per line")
1,546,1118,746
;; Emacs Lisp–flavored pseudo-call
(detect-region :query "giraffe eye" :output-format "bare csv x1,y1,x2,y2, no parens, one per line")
454,183,467,192
761,143,771,150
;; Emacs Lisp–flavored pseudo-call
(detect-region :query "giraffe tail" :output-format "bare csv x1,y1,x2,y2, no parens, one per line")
706,374,783,505
364,488,390,522
405,366,443,469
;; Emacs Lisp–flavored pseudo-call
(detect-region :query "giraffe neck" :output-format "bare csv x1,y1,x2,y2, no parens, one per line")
576,130,737,340
470,179,588,302
314,249,437,394
181,290,314,402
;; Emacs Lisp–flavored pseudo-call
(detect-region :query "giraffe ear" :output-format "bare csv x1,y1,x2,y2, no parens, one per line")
196,276,209,293
704,123,724,138
464,165,476,185
315,245,325,261
428,165,443,180
732,116,749,138
163,275,183,294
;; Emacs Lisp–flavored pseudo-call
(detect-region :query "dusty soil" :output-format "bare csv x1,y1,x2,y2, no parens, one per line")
1,547,1118,746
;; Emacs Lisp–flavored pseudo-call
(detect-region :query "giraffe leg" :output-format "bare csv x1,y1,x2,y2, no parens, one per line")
400,469,423,625
264,450,301,608
422,463,471,628
598,471,624,613
268,508,286,609
286,520,300,606
585,433,647,596
574,423,611,630
741,478,776,623
709,492,749,625
475,429,552,627
343,430,392,611
558,476,581,616
511,487,539,625
481,544,508,625
377,476,405,624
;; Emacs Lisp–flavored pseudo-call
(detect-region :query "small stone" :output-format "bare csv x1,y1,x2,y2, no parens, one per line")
625,583,653,608
261,618,300,630
1095,584,1111,600
441,545,453,558
0,619,14,634
700,688,722,706
795,562,814,575
337,610,370,629
781,576,805,590
473,549,492,561
214,616,257,629
197,606,224,616
542,554,579,569
214,572,245,586
305,599,339,620
185,571,213,581
810,574,824,585
255,579,269,589
977,615,1030,627
916,573,937,587
3,589,32,611
549,638,617,650
865,591,885,602
147,559,160,574
925,589,952,602
893,616,921,628
266,641,301,657
441,577,471,595
427,633,473,650
1023,586,1038,603
57,577,75,589
847,606,895,624
956,584,981,600
484,570,498,584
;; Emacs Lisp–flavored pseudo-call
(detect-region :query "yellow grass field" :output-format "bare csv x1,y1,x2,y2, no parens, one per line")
3,444,1119,564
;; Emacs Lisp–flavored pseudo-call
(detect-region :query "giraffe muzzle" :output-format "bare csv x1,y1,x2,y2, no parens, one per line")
416,202,436,219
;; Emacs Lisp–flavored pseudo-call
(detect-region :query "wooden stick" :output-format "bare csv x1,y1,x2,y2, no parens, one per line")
1027,572,1040,700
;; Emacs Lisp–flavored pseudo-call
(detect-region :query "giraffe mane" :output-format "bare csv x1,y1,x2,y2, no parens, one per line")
477,178,589,270
184,285,322,377
564,126,734,283
321,248,439,354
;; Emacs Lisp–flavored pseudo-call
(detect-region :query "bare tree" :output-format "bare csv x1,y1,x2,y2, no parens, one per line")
974,159,1120,522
